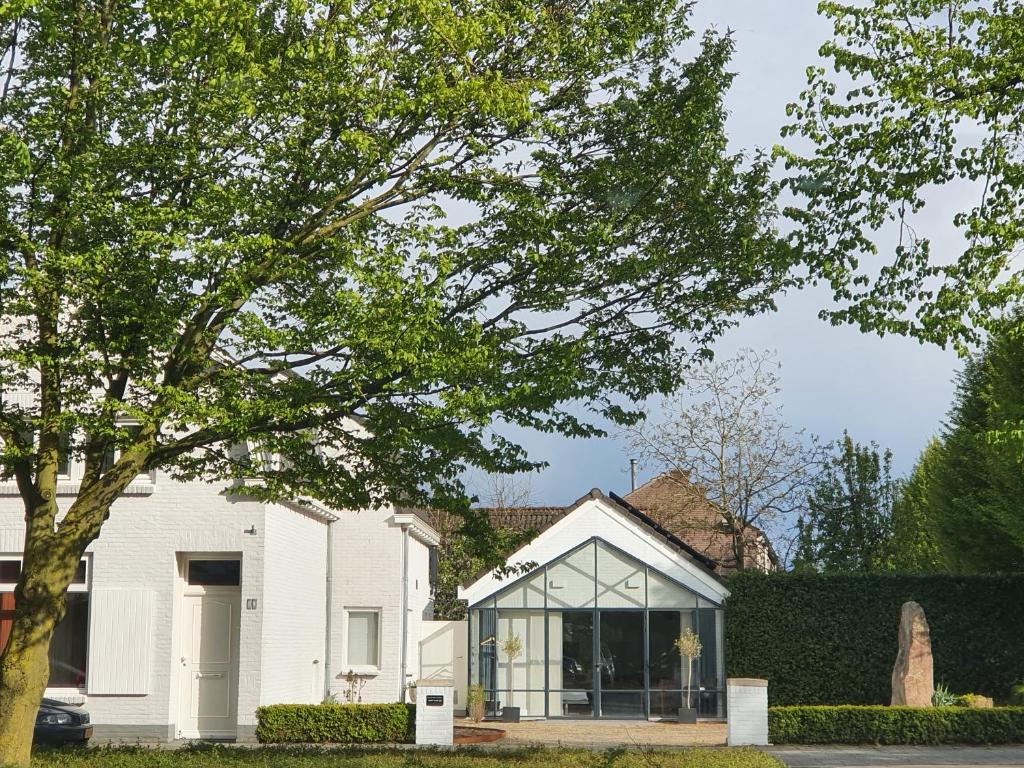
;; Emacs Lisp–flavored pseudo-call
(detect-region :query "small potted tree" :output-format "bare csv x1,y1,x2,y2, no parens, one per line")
674,628,702,723
500,633,523,722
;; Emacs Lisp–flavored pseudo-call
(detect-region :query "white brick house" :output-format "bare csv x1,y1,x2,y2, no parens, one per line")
0,458,439,741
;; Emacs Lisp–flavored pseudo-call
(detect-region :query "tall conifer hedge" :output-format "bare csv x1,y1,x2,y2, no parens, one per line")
725,572,1024,705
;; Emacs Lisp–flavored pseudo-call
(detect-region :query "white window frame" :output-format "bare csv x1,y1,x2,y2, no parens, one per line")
343,607,382,674
56,430,73,481
0,555,90,695
180,553,242,597
106,421,156,484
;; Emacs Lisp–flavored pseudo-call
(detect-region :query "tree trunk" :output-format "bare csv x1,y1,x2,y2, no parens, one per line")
0,579,67,765
0,510,94,765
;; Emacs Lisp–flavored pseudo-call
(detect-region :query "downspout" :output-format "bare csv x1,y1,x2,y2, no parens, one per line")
323,519,334,702
399,525,410,702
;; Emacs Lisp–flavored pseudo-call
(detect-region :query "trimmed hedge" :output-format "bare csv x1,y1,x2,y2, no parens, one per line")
254,703,415,743
725,572,1024,705
769,705,1024,745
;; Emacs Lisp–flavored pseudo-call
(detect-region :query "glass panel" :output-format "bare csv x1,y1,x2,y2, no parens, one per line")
48,592,88,687
187,559,240,586
496,610,545,716
647,569,698,608
478,607,498,716
0,561,20,583
346,610,379,666
698,689,724,718
71,560,86,585
598,611,644,689
546,542,595,609
596,542,645,608
57,431,72,476
648,610,682,691
649,689,683,719
559,612,593,689
697,607,723,700
469,610,480,686
496,569,545,608
600,691,644,718
549,690,593,717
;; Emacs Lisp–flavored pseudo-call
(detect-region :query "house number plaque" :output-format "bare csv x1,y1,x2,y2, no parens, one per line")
425,695,444,706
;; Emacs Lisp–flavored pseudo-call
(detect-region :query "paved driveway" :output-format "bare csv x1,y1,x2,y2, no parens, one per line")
766,745,1024,768
482,719,726,748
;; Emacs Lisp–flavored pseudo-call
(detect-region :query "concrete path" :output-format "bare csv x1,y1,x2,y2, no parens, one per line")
491,719,726,748
766,745,1024,768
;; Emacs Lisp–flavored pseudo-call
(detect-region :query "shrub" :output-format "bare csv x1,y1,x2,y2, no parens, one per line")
726,572,1024,705
932,683,958,707
769,705,1024,745
254,703,414,743
1009,683,1024,706
956,694,994,709
466,683,486,723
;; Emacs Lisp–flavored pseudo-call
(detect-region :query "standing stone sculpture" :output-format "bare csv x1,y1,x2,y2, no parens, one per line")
891,600,934,707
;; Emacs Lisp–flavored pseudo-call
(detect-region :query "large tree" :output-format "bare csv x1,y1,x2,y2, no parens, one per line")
887,438,946,572
785,1,1024,350
793,432,897,573
626,349,821,570
926,326,1024,572
0,0,797,759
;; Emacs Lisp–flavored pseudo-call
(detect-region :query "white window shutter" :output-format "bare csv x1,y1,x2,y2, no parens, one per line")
87,589,153,694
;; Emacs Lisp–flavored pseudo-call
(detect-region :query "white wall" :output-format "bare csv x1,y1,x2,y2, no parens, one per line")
419,620,468,714
404,535,433,701
328,506,403,703
259,504,328,706
0,472,269,741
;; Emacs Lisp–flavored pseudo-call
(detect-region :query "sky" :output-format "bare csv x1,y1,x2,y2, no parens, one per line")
496,0,965,506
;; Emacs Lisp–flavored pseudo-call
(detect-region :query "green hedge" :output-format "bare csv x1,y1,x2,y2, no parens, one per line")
769,705,1024,745
254,703,415,743
725,572,1024,705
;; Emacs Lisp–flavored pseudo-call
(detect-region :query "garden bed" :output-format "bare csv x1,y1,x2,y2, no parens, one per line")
453,726,505,744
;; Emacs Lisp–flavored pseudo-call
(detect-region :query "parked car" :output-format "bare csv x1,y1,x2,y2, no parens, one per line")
34,698,92,745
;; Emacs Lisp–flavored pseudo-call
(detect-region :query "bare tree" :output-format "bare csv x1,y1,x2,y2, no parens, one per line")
431,472,536,620
626,349,821,570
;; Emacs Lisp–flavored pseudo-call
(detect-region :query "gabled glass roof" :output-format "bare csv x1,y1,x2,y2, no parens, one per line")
472,538,720,610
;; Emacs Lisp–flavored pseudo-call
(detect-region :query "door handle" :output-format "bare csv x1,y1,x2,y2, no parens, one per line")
196,672,224,679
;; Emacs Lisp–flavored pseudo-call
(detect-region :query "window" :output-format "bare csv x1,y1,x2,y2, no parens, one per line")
57,431,72,477
346,610,380,669
0,561,20,582
428,546,438,588
0,557,89,689
102,423,143,473
187,559,241,586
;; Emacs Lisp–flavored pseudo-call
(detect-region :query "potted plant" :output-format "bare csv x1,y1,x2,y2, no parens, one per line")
674,628,702,723
500,633,523,722
406,681,417,703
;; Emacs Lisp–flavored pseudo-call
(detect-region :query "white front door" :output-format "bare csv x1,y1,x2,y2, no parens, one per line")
178,589,241,739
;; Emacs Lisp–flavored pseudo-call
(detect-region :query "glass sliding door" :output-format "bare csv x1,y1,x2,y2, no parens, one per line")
597,611,645,718
548,611,594,717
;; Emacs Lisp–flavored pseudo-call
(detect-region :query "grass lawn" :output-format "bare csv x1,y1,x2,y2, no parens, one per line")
31,745,783,768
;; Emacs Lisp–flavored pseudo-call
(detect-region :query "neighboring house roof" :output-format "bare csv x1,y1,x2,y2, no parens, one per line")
446,487,722,589
432,470,778,574
623,470,779,573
